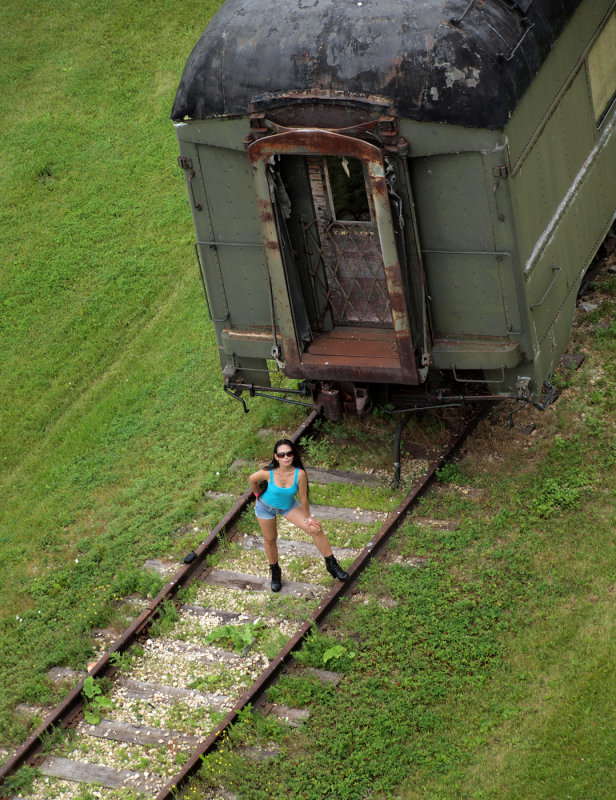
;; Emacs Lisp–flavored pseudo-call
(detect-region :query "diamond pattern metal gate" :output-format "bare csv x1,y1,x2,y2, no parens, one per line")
304,156,393,329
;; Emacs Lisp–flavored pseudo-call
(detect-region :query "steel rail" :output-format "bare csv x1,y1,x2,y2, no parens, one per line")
0,408,321,793
154,402,490,800
0,403,487,797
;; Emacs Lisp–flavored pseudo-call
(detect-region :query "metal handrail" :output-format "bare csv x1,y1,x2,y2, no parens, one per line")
530,265,561,309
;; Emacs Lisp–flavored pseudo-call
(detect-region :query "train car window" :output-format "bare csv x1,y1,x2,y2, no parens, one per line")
325,156,372,222
588,10,616,124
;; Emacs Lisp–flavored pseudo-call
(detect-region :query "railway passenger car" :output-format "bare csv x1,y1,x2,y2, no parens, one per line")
172,0,616,418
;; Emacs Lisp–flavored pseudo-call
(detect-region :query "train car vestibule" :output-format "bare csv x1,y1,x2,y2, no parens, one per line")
248,129,420,385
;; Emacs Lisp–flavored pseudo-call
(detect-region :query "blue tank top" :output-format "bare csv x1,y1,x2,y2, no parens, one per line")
261,468,299,511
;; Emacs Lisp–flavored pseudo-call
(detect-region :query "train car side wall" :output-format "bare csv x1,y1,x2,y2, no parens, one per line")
175,118,277,386
401,124,527,382
506,0,616,396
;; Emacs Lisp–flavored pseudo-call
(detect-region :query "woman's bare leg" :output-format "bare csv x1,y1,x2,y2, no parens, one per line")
257,517,279,564
285,506,333,557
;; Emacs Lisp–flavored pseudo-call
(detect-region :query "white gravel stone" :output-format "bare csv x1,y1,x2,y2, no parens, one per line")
23,497,374,799
20,775,146,800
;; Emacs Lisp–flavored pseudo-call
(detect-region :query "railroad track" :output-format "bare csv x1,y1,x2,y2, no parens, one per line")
0,405,488,800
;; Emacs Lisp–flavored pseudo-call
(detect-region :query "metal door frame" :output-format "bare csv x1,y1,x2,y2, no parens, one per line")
247,129,418,383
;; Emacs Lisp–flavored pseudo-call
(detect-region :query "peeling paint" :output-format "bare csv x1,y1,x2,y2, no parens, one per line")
171,0,583,130
525,111,616,276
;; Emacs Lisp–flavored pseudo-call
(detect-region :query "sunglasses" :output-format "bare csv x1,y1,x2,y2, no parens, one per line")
276,451,293,458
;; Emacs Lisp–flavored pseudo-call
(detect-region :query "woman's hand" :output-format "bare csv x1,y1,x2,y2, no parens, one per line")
305,516,322,533
249,469,268,497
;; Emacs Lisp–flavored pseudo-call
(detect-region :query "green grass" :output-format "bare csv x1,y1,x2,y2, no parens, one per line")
3,2,616,799
0,0,304,745
187,279,616,799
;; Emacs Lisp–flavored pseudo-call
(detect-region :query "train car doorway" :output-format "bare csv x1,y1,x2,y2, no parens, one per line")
248,130,421,385
303,154,393,328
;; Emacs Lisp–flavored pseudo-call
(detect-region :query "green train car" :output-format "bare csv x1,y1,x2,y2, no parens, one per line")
172,0,616,417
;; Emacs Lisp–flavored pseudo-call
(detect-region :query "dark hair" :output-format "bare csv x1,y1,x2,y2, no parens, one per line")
265,439,309,497
266,438,304,470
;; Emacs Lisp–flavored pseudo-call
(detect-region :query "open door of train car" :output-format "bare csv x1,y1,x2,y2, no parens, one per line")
247,128,430,388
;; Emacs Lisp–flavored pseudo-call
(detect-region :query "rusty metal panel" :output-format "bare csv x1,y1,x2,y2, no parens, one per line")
366,157,418,382
299,327,401,380
249,148,300,372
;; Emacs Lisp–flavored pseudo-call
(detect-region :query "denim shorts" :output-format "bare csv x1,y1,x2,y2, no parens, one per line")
255,497,300,520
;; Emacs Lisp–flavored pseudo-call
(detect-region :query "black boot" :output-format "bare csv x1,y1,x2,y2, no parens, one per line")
269,562,282,592
324,554,349,581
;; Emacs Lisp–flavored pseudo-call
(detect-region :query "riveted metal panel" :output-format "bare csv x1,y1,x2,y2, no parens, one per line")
196,143,272,329
425,252,515,338
176,139,229,327
410,152,494,252
398,119,506,158
174,118,251,151
511,69,596,272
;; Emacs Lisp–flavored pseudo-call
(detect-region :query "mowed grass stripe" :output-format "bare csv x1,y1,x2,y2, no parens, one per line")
0,0,306,746
0,273,212,603
0,262,199,489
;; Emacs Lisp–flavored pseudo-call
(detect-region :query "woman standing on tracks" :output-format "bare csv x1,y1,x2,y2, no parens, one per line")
249,438,349,592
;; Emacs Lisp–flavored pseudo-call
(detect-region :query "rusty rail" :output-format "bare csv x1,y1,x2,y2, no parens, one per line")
154,403,489,799
0,403,487,797
0,409,321,793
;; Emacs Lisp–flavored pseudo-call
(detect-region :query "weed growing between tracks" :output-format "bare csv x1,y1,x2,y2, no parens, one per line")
0,0,310,749
188,274,616,799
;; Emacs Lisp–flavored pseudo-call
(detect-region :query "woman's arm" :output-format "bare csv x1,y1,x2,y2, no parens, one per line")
297,470,310,515
249,469,269,496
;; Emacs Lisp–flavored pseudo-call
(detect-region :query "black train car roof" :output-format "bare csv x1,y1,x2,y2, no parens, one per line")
171,0,583,129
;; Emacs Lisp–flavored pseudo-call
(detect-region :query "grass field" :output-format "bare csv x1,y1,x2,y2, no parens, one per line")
0,0,305,745
188,296,616,800
2,2,616,799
